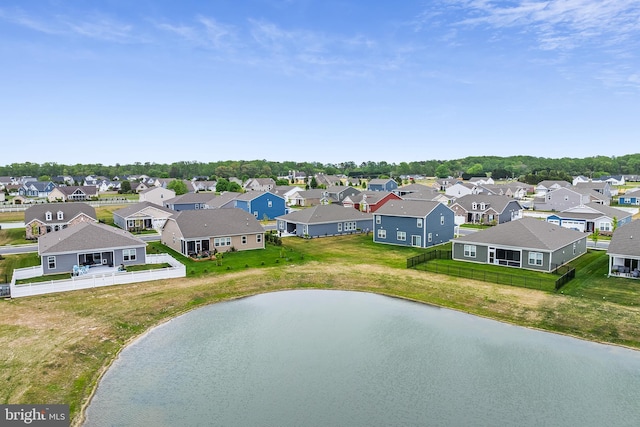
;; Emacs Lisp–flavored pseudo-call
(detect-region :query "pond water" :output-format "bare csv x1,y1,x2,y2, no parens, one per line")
84,290,640,427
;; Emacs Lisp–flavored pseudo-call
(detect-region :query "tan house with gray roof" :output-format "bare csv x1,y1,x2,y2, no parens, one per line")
161,208,264,256
24,202,97,240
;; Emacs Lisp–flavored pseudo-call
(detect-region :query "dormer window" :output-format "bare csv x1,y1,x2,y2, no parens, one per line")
480,203,486,210
45,211,52,221
57,211,64,220
471,202,477,210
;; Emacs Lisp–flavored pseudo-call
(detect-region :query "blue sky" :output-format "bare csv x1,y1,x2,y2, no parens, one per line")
1,0,639,166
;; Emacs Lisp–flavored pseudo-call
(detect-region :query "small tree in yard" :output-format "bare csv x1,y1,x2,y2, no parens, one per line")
120,180,132,194
167,179,188,195
591,228,600,248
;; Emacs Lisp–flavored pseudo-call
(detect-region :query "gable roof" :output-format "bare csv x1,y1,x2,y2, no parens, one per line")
562,202,631,219
276,204,372,224
51,185,98,196
234,191,285,202
164,192,218,206
113,201,175,218
374,200,444,218
607,220,640,257
368,178,395,185
38,222,145,255
24,202,97,224
167,208,263,238
454,217,584,251
207,192,242,208
450,194,521,213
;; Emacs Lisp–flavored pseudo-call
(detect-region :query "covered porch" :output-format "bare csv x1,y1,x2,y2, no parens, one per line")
609,256,640,278
78,250,115,267
181,238,211,258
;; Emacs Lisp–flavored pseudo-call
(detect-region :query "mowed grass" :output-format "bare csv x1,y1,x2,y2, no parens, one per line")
1,234,640,425
0,228,29,246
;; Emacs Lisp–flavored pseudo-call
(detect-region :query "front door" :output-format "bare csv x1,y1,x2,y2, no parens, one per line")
489,247,496,264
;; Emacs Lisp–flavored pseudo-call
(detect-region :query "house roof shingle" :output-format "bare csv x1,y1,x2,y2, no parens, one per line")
24,202,97,224
276,204,372,224
38,222,146,255
373,200,444,218
607,220,640,257
454,217,584,251
168,208,264,238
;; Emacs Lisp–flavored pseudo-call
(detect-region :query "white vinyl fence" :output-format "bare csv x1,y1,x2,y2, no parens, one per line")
9,254,186,298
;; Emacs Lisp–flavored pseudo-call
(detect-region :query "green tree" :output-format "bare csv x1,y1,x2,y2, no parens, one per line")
435,164,450,178
120,180,132,194
216,178,230,192
228,182,242,192
591,228,600,248
167,179,188,195
310,177,318,189
38,175,51,182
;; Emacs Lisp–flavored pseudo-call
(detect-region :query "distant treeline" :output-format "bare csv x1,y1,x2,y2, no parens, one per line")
1,154,639,184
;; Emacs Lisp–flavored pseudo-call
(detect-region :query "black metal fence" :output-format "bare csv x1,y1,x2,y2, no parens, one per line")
554,268,575,290
407,250,451,268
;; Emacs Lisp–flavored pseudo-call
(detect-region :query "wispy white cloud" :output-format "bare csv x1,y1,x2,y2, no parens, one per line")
0,7,139,43
422,0,640,51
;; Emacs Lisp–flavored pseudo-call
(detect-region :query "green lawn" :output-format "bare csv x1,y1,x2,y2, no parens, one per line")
0,252,40,282
0,228,30,246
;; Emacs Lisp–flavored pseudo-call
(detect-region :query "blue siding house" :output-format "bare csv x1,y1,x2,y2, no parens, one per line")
18,181,56,198
276,204,373,238
367,178,398,192
234,191,286,220
618,189,640,206
373,200,455,248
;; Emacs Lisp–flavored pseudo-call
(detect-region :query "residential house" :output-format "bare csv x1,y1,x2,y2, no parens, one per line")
272,185,302,206
445,182,480,199
452,217,587,272
314,173,343,187
595,175,625,186
607,219,640,278
113,202,176,232
618,189,640,206
47,186,98,202
244,178,276,192
479,183,530,200
574,181,613,199
289,189,327,207
449,195,523,225
394,183,435,197
468,176,495,185
164,193,219,211
434,178,455,192
139,186,176,207
373,200,455,248
533,186,590,211
207,192,242,209
574,188,610,206
534,180,571,196
572,175,590,186
546,203,632,233
38,221,147,275
343,191,401,213
233,191,287,220
276,204,373,238
192,180,217,192
323,186,361,204
24,202,97,240
135,181,150,193
18,181,56,198
161,208,264,256
367,178,398,192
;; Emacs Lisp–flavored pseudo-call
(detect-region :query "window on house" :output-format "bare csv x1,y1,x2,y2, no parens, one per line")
464,245,476,258
47,256,56,269
472,203,477,210
440,216,445,226
338,223,343,232
411,235,421,247
573,242,577,255
428,233,432,242
57,211,64,220
376,216,381,224
214,237,232,247
123,249,137,261
257,234,263,243
45,211,52,221
528,252,543,266
242,235,247,245
377,229,386,239
397,231,406,241
345,222,356,231
268,200,273,207
417,218,423,228
600,223,611,231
